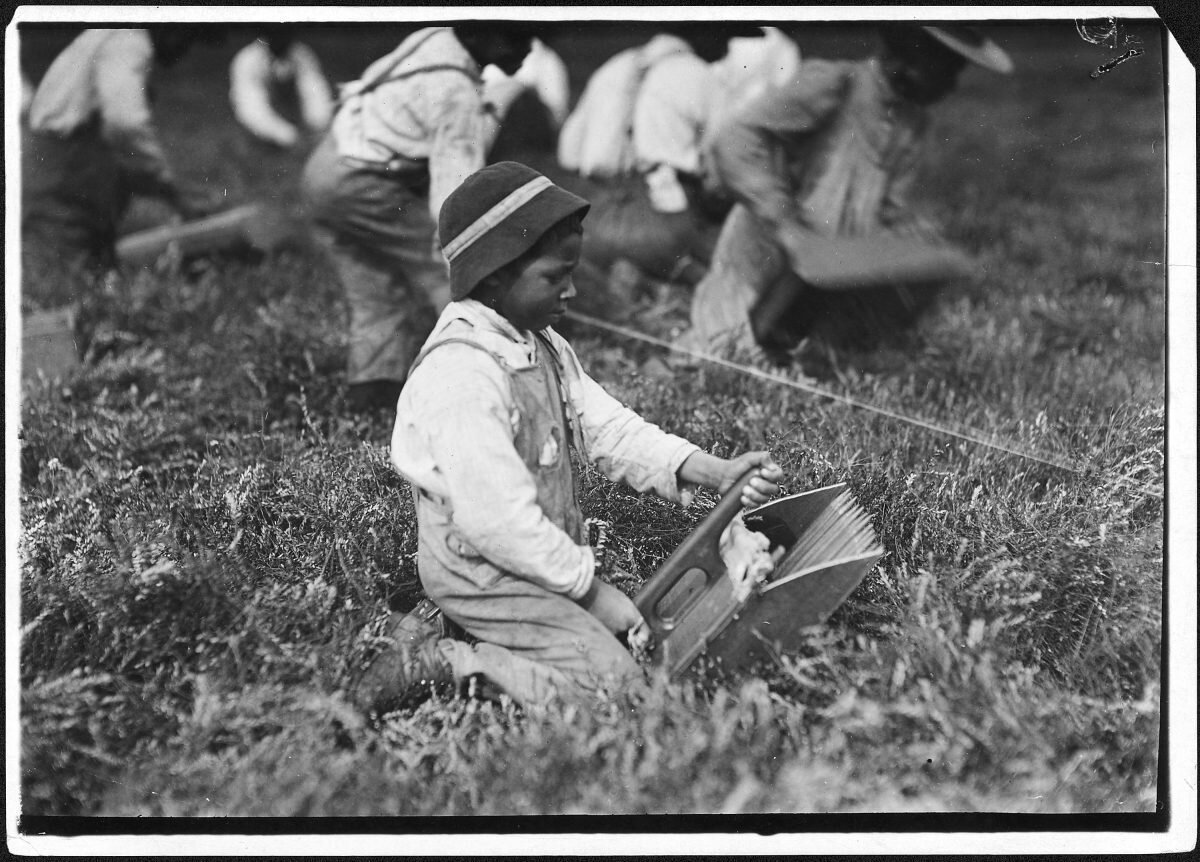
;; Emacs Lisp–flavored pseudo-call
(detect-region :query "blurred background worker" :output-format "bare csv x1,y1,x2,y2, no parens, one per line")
685,24,1014,365
555,25,796,296
229,27,334,149
637,26,802,215
301,24,537,414
482,36,570,157
708,26,803,127
22,27,226,283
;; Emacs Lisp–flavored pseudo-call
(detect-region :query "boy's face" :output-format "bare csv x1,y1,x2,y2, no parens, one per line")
495,232,581,332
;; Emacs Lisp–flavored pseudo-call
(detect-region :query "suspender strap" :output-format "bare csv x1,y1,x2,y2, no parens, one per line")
339,28,479,104
410,331,585,461
534,331,587,462
408,336,504,379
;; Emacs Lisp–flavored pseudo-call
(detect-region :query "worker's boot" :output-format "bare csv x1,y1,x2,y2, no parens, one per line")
749,277,811,363
348,599,455,717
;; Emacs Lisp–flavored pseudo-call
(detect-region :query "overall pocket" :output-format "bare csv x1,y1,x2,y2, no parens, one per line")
416,497,505,592
442,529,504,591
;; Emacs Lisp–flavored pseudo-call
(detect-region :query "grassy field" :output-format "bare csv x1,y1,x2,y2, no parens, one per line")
15,21,1168,822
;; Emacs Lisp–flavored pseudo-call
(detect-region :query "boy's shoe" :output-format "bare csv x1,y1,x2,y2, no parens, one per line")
348,599,455,717
392,597,447,641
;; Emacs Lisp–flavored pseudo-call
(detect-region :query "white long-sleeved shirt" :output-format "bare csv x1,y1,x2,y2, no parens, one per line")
557,33,692,180
330,27,493,220
631,30,803,177
392,300,700,600
629,31,802,213
229,39,334,147
631,50,714,178
27,29,175,193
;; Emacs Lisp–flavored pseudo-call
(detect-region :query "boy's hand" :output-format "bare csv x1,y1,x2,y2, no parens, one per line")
677,451,784,508
580,578,646,639
719,452,784,508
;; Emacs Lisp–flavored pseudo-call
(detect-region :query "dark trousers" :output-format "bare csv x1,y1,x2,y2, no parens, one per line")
300,132,449,385
22,123,131,278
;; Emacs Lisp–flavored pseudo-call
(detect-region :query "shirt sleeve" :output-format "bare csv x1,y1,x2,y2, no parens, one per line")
94,31,176,196
291,43,335,131
519,41,570,126
402,344,595,599
551,334,700,504
633,56,712,175
424,72,490,221
706,61,848,242
230,44,299,147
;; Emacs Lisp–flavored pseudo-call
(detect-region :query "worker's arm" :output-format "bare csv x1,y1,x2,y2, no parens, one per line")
549,332,782,509
229,42,300,147
550,332,700,503
676,450,783,509
290,43,335,132
94,32,177,199
479,75,530,125
519,40,570,127
96,31,221,217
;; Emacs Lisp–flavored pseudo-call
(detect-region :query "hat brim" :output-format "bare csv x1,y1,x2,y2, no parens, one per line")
923,26,1015,74
449,184,591,301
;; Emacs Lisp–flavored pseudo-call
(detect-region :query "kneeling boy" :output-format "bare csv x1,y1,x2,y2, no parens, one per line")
353,161,782,713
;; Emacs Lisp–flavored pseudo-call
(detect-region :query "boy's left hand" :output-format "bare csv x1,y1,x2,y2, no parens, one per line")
719,452,784,508
580,578,646,639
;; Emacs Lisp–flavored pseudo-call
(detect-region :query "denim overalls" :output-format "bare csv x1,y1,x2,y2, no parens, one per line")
407,327,640,706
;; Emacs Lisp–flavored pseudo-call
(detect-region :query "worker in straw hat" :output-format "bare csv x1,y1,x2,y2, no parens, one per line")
682,23,1014,367
347,161,783,715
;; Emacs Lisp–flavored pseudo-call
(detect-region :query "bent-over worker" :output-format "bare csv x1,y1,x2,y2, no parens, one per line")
301,25,537,414
685,24,1013,363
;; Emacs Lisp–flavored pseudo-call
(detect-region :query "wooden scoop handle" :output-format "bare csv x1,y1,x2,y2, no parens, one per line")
635,467,760,634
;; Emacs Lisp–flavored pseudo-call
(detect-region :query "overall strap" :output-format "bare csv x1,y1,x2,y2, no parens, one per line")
410,330,583,463
533,331,587,462
408,335,506,379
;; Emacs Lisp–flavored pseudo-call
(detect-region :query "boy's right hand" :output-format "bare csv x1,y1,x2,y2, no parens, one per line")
579,578,646,638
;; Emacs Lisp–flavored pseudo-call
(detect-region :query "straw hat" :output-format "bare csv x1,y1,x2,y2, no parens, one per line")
923,24,1015,74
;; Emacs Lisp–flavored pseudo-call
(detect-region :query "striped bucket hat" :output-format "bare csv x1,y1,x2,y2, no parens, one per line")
439,161,591,301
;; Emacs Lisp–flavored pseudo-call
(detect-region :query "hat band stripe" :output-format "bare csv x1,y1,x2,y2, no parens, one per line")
443,176,554,262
